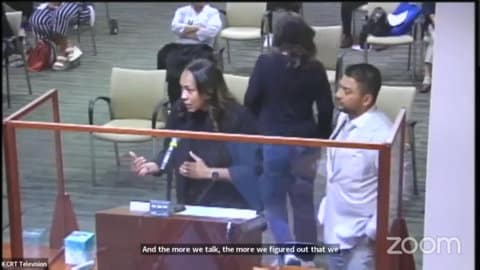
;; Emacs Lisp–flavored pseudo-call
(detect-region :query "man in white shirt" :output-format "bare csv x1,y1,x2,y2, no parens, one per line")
171,2,222,48
318,63,392,270
157,3,222,103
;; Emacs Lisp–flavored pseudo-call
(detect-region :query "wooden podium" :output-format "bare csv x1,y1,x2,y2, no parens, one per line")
95,206,265,270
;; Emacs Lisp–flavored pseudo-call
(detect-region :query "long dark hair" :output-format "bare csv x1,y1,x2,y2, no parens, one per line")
178,59,238,132
272,12,317,69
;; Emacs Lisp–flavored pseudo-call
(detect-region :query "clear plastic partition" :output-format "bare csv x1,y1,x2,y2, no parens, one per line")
2,90,406,269
3,98,57,259
388,120,405,231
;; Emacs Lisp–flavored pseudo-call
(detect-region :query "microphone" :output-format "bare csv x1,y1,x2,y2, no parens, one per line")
160,138,180,171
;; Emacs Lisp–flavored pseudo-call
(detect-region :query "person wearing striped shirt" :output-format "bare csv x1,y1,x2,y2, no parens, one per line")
29,2,94,70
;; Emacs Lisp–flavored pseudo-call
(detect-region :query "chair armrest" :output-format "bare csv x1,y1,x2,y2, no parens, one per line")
151,101,170,129
88,96,112,125
217,8,226,16
334,52,345,89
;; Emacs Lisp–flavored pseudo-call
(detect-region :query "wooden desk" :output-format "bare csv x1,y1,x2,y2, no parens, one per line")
95,206,264,270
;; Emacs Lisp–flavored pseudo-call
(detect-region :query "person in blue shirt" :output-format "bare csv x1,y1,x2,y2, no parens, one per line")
245,12,334,266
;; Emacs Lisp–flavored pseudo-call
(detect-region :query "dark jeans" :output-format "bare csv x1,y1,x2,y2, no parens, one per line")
260,144,317,244
341,2,367,35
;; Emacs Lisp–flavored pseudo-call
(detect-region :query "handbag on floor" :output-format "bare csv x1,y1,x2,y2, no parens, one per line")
27,39,55,72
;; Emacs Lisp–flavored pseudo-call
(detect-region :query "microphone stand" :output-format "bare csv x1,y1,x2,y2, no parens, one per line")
194,171,219,205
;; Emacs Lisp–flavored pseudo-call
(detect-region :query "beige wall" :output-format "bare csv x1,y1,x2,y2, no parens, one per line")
423,3,474,270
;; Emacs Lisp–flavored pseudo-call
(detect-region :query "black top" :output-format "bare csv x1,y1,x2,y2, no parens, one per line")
154,101,262,210
245,53,334,139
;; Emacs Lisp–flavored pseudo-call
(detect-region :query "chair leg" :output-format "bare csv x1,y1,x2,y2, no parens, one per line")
19,42,33,95
410,124,419,195
260,36,264,54
113,142,120,166
89,134,97,186
76,27,81,44
90,25,97,56
226,40,231,64
407,43,412,71
411,42,417,82
352,12,356,41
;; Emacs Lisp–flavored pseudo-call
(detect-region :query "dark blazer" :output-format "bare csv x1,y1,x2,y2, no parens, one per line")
245,52,334,139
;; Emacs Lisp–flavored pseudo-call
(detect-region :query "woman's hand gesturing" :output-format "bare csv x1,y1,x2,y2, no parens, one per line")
129,151,160,176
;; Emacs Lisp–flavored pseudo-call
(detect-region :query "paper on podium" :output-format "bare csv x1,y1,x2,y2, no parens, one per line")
176,205,258,220
387,10,408,27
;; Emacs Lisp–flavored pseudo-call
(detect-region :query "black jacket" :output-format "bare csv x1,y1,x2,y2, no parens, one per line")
245,52,334,139
155,101,262,210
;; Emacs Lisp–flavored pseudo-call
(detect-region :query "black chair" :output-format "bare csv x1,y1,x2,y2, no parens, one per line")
3,11,32,108
71,3,97,55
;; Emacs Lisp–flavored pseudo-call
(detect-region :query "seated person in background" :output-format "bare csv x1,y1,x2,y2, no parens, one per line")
157,2,222,104
29,2,95,70
171,2,222,47
131,59,262,210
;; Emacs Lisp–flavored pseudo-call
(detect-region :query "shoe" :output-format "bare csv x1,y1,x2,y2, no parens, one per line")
263,33,273,48
351,44,371,52
66,46,83,62
88,5,95,27
270,257,281,267
419,83,431,93
52,56,70,71
340,34,353,48
283,254,316,268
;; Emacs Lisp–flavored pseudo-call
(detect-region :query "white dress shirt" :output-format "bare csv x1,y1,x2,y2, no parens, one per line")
171,4,222,47
319,107,392,249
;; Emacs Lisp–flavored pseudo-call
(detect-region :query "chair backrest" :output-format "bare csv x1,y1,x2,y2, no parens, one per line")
366,2,400,15
110,68,167,120
225,2,266,28
5,11,22,36
223,73,249,105
376,85,416,122
312,25,342,71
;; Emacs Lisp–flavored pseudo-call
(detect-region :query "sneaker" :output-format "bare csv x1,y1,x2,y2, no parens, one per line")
351,44,371,52
52,56,70,71
8,54,23,67
263,33,273,48
66,46,83,62
88,5,95,27
283,254,316,268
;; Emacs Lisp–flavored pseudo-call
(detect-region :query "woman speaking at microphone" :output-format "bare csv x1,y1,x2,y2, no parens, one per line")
130,59,261,210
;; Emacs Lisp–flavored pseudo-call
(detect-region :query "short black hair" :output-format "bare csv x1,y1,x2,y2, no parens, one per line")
344,63,382,102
